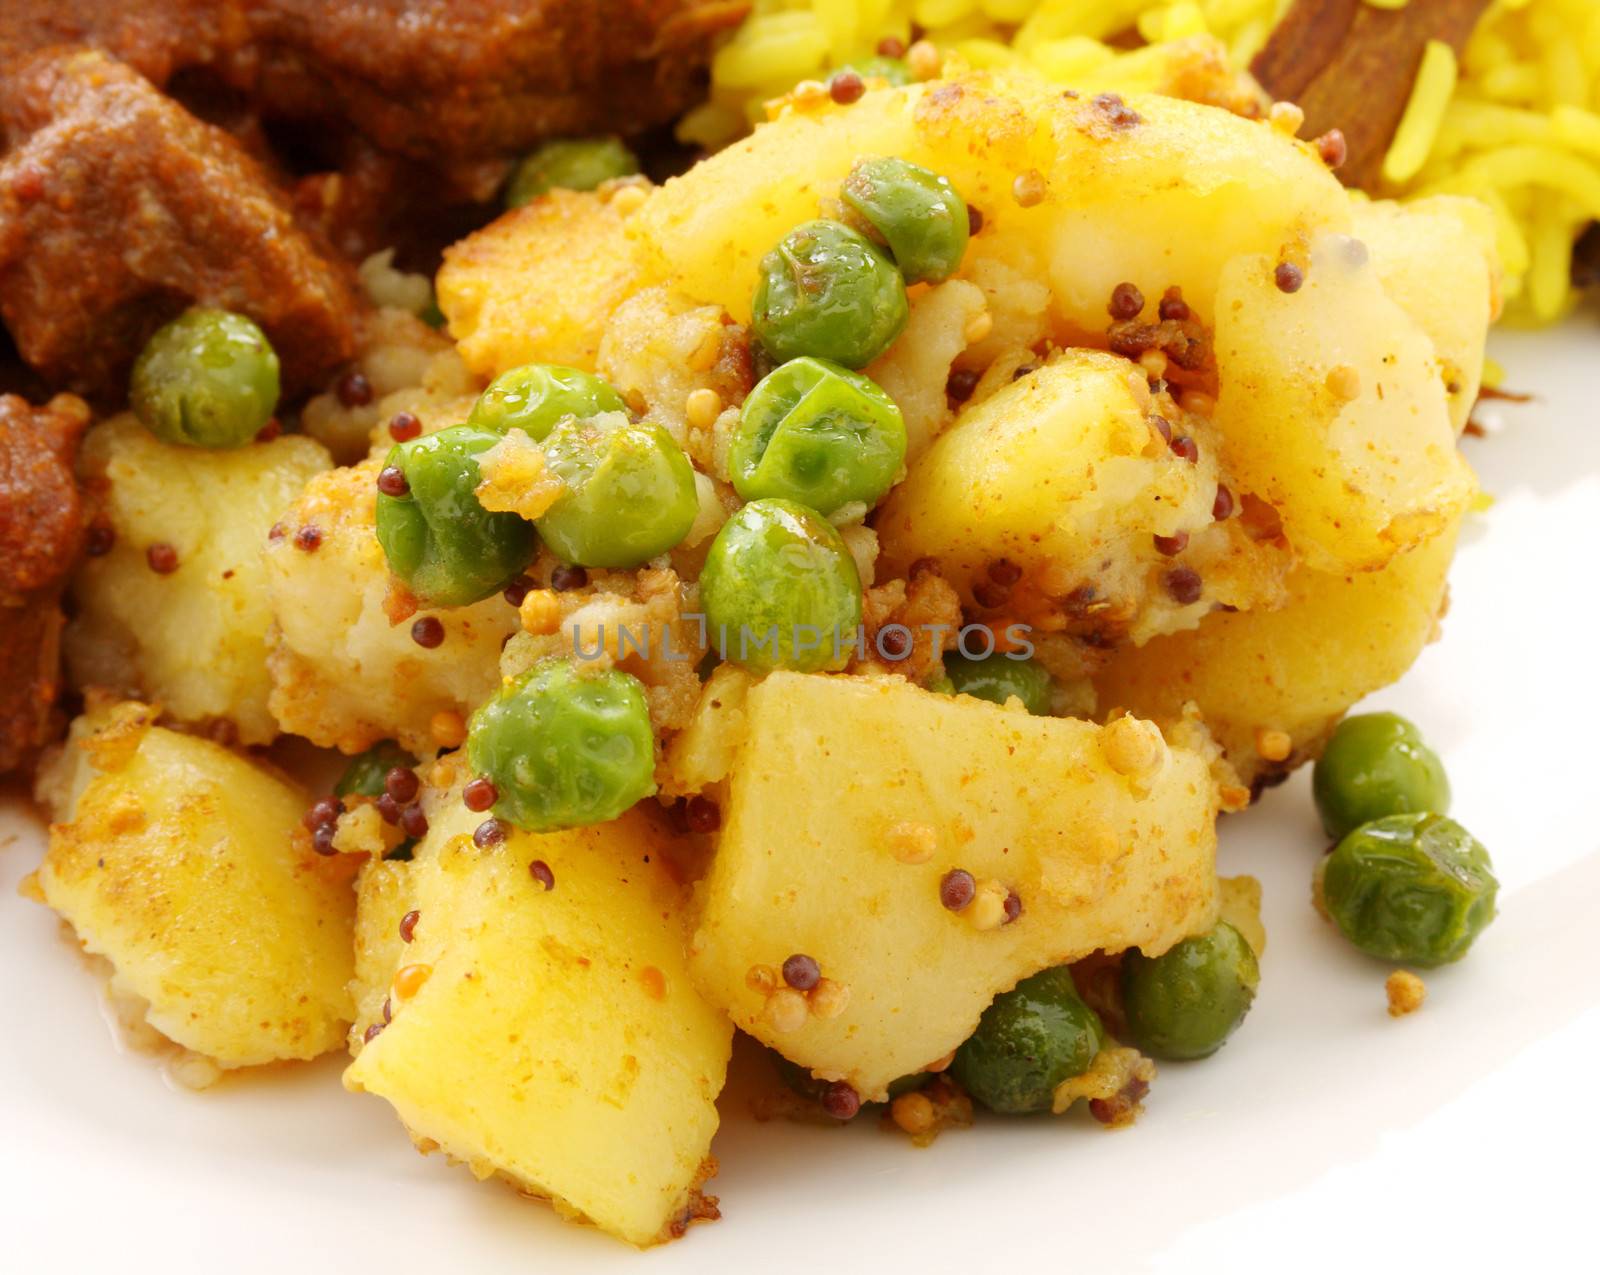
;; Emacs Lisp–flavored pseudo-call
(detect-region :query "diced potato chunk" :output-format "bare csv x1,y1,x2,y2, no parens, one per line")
31,700,355,1067
636,72,1346,331
1213,236,1475,572
66,415,331,744
876,350,1285,644
345,779,731,1248
1094,522,1459,783
688,673,1218,1100
437,189,644,378
263,460,518,756
1353,195,1498,434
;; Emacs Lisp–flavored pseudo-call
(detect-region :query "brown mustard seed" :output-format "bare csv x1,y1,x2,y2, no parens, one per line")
782,954,821,991
987,558,1023,586
377,465,409,497
388,411,422,441
1108,281,1144,321
1212,484,1235,521
877,35,906,57
146,542,179,573
940,868,976,912
502,576,532,607
399,909,420,943
1153,532,1189,557
463,777,498,812
385,767,419,804
829,70,865,104
311,822,338,856
947,366,980,402
967,204,984,236
1092,92,1141,129
255,418,283,443
549,563,589,591
1316,128,1348,169
410,615,444,648
399,803,429,839
821,1081,861,1121
1165,566,1203,605
685,794,721,833
1150,414,1173,443
473,818,506,848
529,859,555,891
1169,435,1199,464
972,578,1010,610
1274,262,1304,293
294,524,322,552
362,1022,384,1044
382,997,392,1023
376,793,401,824
336,369,374,407
1002,890,1023,925
268,521,286,542
1158,288,1190,322
303,795,343,830
85,523,115,556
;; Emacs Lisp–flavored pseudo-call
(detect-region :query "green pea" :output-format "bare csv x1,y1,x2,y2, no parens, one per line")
1313,712,1451,841
1122,922,1260,1061
504,137,639,207
951,966,1103,1114
832,56,911,86
841,157,970,284
129,308,280,448
1319,812,1497,966
466,658,657,832
942,652,1053,716
535,414,698,568
466,364,628,441
375,425,537,608
751,219,908,369
699,498,862,674
730,358,906,514
334,741,416,799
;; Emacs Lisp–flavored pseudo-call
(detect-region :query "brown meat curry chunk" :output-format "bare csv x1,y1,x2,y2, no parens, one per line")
0,392,90,774
0,1,748,161
0,48,361,397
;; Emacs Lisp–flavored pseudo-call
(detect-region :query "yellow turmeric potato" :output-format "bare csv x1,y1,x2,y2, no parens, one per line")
66,415,331,744
688,673,1218,1100
32,700,355,1067
1095,522,1459,783
263,461,518,756
634,72,1347,332
437,188,645,377
345,780,731,1248
876,350,1287,644
1213,236,1475,573
1352,195,1499,434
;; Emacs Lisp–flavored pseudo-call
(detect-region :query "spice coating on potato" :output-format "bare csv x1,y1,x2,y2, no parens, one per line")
32,700,356,1067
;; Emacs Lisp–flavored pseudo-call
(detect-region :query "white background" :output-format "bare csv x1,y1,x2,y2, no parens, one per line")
2,323,1596,1273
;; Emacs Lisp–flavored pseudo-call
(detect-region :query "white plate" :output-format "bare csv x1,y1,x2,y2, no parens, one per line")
2,322,1597,1274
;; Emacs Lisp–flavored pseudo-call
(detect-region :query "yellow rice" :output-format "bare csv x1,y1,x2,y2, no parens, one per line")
684,0,1600,325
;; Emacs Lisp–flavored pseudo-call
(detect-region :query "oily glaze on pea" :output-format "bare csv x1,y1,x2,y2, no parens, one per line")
699,498,862,674
334,741,416,799
466,659,657,832
535,414,698,568
375,425,537,607
466,363,627,441
1313,711,1451,841
841,157,970,284
1319,812,1497,966
1122,922,1260,1061
951,966,1104,1114
130,308,280,448
751,219,908,369
730,357,906,514
942,652,1053,716
504,137,639,207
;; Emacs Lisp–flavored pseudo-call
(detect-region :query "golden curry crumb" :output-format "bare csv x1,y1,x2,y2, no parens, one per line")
1386,969,1427,1017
